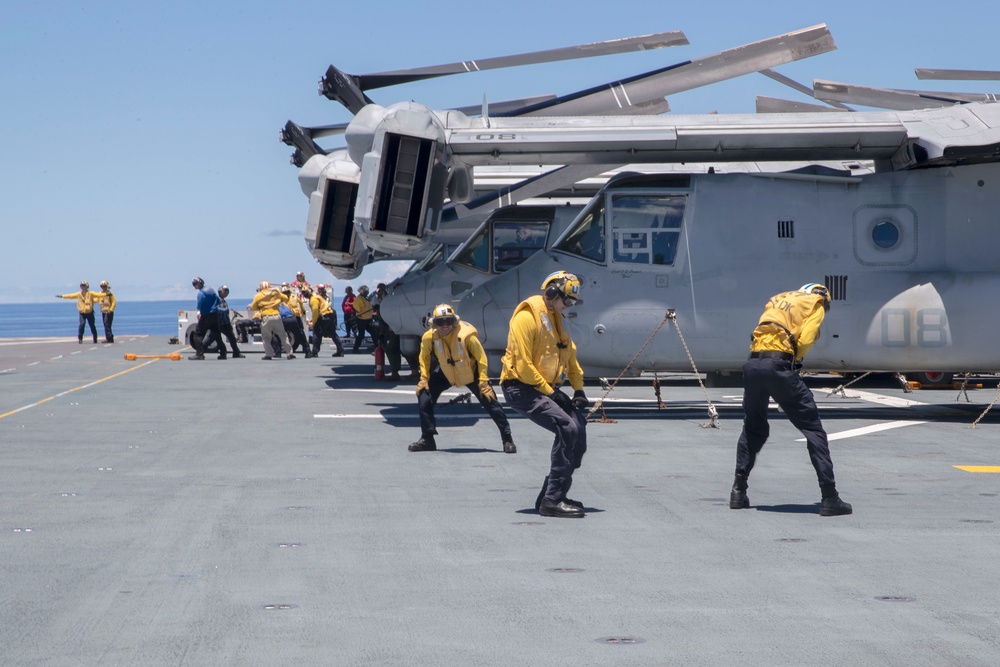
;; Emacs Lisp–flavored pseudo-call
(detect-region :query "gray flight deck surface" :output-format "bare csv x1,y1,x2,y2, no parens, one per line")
1,335,998,666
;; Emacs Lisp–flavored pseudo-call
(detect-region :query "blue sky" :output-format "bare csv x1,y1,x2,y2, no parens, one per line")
3,1,996,303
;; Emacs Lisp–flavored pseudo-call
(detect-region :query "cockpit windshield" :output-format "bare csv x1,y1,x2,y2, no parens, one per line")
555,191,686,266
554,197,605,262
452,218,549,273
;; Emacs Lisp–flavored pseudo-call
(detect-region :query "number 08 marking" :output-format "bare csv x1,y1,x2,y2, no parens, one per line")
475,134,516,141
881,308,948,347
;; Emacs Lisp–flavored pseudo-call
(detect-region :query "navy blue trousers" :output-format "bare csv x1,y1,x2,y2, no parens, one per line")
418,367,511,442
735,357,836,489
502,380,587,502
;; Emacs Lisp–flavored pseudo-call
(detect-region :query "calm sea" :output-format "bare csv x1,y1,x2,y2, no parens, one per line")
1,300,253,339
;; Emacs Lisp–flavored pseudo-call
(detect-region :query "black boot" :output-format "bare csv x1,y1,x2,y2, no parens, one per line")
408,435,437,452
502,439,516,454
730,473,749,509
534,476,550,511
820,485,852,516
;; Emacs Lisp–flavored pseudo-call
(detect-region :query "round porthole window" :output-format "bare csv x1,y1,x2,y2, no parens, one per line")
871,219,900,249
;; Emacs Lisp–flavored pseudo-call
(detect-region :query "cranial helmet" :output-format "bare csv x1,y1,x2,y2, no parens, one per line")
358,285,369,295
191,277,203,289
100,280,109,288
259,280,271,291
218,285,229,295
315,283,327,292
80,280,90,289
431,304,459,328
541,270,583,305
799,283,831,310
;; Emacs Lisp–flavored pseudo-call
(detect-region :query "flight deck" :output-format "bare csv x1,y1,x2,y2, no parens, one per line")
1,336,998,665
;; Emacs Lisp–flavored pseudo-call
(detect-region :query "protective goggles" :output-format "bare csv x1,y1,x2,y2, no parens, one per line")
561,296,580,307
433,316,457,327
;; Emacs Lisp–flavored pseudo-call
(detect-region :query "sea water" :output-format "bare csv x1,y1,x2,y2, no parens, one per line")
0,300,252,339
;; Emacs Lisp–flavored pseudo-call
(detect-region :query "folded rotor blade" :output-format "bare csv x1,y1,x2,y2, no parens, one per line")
916,69,1000,81
452,95,558,116
280,120,329,167
759,68,852,111
508,24,836,117
443,164,613,225
356,31,689,90
756,96,848,113
814,80,999,110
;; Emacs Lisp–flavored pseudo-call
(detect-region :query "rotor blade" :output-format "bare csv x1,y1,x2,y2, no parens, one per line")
756,96,848,113
916,69,1000,81
355,31,689,90
279,120,328,166
759,68,853,110
452,95,558,117
319,65,376,115
443,164,613,225
508,24,837,116
814,80,999,110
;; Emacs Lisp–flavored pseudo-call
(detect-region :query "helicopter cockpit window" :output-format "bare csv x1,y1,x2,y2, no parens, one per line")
492,221,548,272
451,226,491,273
610,194,685,266
554,197,605,262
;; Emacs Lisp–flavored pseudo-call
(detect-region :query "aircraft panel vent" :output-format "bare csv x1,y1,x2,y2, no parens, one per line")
317,179,358,254
824,275,848,301
372,133,434,237
777,219,794,238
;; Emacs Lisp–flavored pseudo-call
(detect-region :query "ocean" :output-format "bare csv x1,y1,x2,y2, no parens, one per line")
1,300,253,339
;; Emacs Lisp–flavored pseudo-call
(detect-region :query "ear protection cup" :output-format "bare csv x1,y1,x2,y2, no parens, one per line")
545,285,562,300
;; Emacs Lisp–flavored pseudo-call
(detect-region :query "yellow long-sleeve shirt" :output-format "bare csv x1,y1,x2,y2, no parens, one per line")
60,291,100,314
499,295,584,395
749,290,826,361
419,322,488,387
249,288,289,317
97,290,116,313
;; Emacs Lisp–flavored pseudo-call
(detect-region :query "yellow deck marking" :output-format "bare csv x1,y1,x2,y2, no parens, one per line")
953,465,1000,473
0,360,157,420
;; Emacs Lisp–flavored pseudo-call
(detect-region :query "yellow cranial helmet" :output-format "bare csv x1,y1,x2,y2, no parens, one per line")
541,270,583,305
431,304,459,328
259,280,271,291
100,280,109,288
799,282,831,309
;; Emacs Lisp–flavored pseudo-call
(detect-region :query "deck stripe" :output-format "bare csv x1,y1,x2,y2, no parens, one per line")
0,360,157,420
953,465,1000,473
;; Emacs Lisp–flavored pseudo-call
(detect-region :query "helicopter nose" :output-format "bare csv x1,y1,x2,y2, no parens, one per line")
379,286,423,337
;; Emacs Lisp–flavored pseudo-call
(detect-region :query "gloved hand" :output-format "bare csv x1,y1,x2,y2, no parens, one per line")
54,294,61,298
549,389,574,412
415,377,430,396
479,381,496,402
572,389,589,409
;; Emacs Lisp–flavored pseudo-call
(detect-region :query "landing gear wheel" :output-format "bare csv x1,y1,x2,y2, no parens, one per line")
908,371,954,386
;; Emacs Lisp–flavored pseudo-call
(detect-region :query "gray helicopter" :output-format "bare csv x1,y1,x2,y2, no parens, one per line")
285,25,837,278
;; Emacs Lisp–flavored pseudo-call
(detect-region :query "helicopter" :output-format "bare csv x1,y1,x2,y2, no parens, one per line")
284,25,838,279
358,62,1000,381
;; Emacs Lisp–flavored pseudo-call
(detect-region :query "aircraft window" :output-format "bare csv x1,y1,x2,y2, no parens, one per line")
554,198,605,262
452,227,490,272
872,219,900,249
492,221,548,272
610,194,685,266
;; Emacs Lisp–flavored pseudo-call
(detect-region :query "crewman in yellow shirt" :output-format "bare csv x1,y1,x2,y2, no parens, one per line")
351,285,375,352
730,283,852,517
56,281,100,343
499,270,589,518
248,281,293,360
96,280,116,343
408,304,515,454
